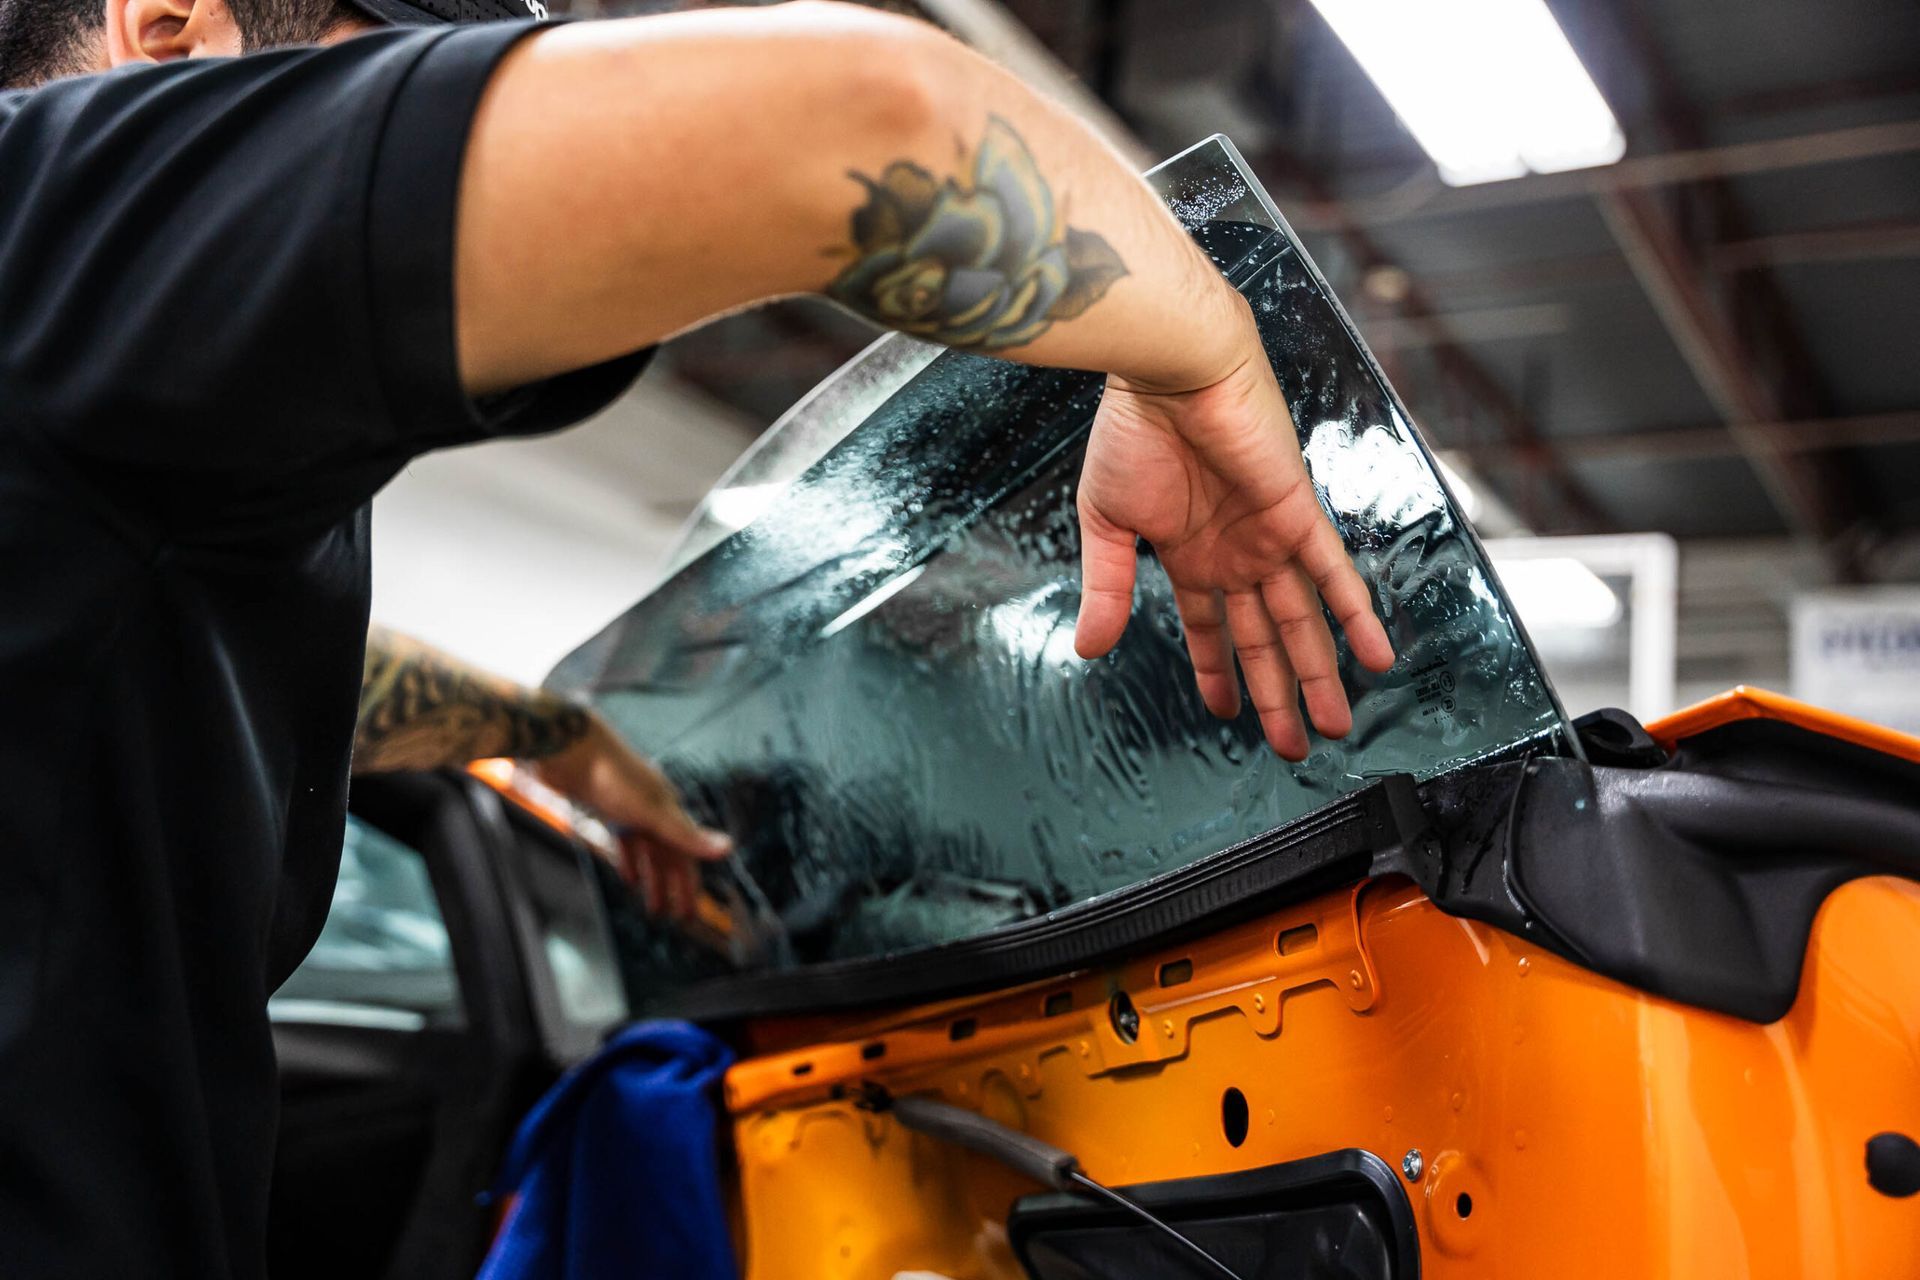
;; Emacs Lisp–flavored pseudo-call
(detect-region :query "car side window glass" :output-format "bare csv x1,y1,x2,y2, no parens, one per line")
270,815,464,1031
552,136,1574,987
510,828,630,1040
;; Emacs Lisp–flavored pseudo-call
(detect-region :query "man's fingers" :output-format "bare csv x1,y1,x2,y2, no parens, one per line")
674,821,733,862
1173,587,1239,718
624,837,705,922
1223,590,1309,760
632,839,661,914
1074,504,1139,659
612,832,643,888
1295,520,1394,674
626,787,733,863
664,857,694,921
1260,568,1350,740
657,852,681,919
680,862,704,921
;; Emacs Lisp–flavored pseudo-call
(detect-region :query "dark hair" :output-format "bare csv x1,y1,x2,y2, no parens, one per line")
226,0,361,53
1,0,361,89
0,0,94,86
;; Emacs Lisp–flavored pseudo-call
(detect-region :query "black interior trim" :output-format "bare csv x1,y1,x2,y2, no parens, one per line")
655,776,1428,1022
1008,1148,1419,1279
465,778,625,1062
1408,715,1920,1023
654,711,1919,1029
343,774,552,1280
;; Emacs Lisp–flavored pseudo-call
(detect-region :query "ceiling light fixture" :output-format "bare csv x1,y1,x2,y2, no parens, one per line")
1494,556,1623,630
1309,0,1626,186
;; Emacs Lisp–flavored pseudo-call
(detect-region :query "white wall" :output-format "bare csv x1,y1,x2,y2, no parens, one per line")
369,374,758,685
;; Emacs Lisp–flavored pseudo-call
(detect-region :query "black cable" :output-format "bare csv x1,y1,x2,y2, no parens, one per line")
872,1089,1248,1280
1064,1169,1247,1280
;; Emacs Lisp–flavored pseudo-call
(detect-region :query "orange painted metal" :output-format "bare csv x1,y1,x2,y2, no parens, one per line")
722,697,1920,1279
465,758,738,939
1648,684,1920,763
467,758,580,838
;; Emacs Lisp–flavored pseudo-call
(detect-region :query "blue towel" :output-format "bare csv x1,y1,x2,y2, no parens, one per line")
478,1020,738,1280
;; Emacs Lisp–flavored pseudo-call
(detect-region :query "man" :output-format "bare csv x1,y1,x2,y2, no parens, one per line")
352,622,728,917
0,0,1394,1273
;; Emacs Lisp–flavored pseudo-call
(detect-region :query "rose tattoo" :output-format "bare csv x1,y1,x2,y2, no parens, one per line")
828,117,1129,349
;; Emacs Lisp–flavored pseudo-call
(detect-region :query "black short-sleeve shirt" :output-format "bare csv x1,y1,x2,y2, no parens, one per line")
0,24,646,1276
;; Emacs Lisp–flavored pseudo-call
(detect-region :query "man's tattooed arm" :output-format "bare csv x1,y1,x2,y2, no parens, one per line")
439,9,1379,760
827,117,1128,351
353,625,592,774
355,626,734,912
460,9,1253,395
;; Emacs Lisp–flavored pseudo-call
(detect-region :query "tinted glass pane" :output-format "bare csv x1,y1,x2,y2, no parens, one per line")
271,815,463,1030
552,137,1572,980
512,828,630,1038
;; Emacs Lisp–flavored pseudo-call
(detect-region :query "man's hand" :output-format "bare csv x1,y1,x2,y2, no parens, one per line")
534,717,733,921
454,6,1393,749
354,625,728,917
1074,325,1396,761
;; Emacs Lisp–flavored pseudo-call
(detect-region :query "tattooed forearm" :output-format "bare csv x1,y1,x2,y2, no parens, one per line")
827,116,1128,350
352,626,592,775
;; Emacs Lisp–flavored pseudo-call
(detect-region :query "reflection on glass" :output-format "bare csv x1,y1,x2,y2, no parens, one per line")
515,841,630,1035
1501,559,1635,718
270,816,463,1030
552,137,1573,979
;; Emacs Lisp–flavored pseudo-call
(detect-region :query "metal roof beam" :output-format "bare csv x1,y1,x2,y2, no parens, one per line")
1713,70,1920,121
1711,220,1920,273
1258,149,1612,533
1452,410,1920,464
1586,1,1874,565
1284,118,1920,233
1596,184,1840,537
1402,221,1920,302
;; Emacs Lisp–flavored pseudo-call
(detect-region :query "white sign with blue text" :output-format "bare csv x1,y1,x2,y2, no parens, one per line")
1792,588,1920,736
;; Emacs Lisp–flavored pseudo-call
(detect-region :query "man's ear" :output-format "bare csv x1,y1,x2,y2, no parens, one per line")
103,0,241,67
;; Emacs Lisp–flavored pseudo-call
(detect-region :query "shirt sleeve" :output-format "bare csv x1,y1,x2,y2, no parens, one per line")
0,24,648,530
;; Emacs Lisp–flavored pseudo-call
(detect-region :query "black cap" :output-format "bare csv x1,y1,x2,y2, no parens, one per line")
342,0,549,27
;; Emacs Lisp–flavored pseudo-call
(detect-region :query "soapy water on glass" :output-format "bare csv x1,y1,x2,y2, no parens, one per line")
550,139,1571,988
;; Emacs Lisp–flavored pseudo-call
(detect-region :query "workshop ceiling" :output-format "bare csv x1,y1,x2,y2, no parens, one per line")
597,0,1920,574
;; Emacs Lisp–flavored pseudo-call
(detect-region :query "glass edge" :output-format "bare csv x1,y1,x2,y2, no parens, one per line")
1204,137,1585,756
561,133,1583,755
661,332,945,578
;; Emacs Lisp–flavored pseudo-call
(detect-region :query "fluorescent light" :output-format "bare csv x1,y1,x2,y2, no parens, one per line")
1434,453,1482,522
1495,556,1622,629
819,563,927,639
705,482,783,532
1310,0,1626,186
